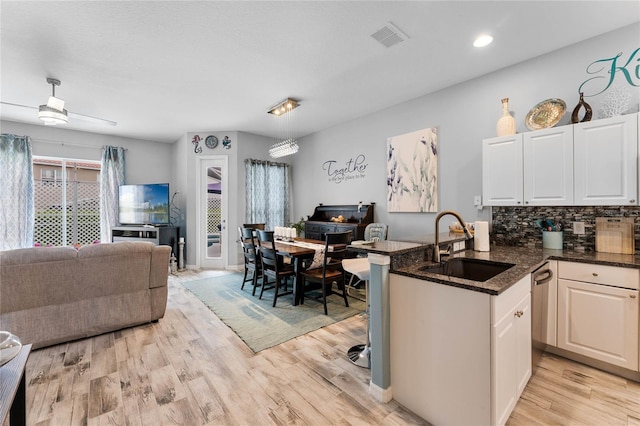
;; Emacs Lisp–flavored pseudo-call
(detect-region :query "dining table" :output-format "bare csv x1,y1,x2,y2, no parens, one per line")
272,238,335,306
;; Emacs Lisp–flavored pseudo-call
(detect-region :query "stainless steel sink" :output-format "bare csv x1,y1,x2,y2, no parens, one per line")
419,258,514,282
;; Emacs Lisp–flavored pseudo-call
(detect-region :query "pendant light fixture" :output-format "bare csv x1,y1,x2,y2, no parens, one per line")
38,78,68,125
268,98,299,158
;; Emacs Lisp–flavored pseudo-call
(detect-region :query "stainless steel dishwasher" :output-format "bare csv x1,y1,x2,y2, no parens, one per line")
531,261,556,374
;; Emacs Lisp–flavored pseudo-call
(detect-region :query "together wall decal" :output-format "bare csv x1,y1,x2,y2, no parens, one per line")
322,154,368,184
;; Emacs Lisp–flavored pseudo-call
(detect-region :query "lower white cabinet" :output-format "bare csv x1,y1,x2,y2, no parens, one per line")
390,273,531,426
558,278,639,370
492,279,532,426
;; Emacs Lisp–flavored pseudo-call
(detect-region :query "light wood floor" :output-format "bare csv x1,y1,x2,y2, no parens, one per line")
19,269,640,425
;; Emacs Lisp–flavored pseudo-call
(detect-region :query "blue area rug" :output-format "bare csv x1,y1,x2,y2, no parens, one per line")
181,273,365,352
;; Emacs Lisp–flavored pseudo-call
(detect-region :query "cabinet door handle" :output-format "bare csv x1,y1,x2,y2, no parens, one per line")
514,310,523,318
631,294,637,299
592,273,598,277
630,200,636,204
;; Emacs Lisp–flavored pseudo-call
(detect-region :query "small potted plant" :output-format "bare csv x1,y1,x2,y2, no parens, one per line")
290,217,305,238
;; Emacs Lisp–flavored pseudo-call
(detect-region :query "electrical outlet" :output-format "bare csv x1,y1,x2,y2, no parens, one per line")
573,221,585,235
474,195,482,210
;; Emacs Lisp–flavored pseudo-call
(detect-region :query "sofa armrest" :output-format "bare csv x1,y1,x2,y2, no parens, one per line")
150,245,171,288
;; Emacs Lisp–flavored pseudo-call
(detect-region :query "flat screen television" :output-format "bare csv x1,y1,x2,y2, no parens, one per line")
118,183,170,225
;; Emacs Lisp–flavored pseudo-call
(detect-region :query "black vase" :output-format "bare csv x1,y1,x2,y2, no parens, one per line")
571,92,592,124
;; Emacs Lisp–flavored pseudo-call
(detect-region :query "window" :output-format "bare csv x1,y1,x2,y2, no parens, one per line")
41,168,66,186
33,157,101,246
245,159,291,230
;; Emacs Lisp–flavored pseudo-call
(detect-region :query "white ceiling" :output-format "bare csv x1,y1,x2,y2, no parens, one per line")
1,1,638,144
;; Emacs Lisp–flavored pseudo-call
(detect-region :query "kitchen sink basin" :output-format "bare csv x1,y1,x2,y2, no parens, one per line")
419,258,515,282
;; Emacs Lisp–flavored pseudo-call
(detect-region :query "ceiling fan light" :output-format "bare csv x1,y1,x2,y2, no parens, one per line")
46,95,65,111
38,105,68,125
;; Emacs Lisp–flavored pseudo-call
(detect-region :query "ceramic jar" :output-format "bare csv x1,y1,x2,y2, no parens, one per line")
496,98,516,137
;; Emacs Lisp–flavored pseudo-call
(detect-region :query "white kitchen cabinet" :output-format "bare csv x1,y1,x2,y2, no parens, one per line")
482,134,523,206
574,113,638,205
390,273,531,425
523,126,573,205
491,277,531,426
557,261,639,370
482,126,573,207
482,113,639,206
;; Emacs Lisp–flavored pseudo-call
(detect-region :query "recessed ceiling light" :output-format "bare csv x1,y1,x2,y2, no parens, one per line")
473,34,493,48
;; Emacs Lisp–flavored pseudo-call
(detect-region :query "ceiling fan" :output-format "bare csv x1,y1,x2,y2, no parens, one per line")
0,77,117,126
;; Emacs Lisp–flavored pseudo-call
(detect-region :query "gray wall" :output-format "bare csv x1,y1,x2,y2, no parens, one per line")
290,23,640,240
3,23,637,264
170,130,275,267
0,120,172,184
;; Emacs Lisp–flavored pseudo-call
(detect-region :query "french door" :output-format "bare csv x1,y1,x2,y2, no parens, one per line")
197,156,228,269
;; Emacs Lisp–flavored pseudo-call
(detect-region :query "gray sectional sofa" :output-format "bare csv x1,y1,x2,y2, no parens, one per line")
0,241,171,349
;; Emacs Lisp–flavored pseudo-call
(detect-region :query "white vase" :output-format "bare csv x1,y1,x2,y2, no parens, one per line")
496,98,516,137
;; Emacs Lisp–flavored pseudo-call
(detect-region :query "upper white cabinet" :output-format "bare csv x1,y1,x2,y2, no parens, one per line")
523,126,574,206
574,114,638,205
482,112,639,206
482,134,523,206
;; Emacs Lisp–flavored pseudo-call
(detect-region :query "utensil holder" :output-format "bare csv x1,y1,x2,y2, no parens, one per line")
542,231,563,250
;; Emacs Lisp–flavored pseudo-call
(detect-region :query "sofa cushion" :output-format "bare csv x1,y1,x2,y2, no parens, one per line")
0,246,77,266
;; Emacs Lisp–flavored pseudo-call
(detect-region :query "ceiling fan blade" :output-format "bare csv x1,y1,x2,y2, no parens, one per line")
68,111,117,126
0,101,37,111
1,101,116,126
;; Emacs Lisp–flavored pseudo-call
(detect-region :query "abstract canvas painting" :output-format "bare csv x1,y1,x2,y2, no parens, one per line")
387,127,438,212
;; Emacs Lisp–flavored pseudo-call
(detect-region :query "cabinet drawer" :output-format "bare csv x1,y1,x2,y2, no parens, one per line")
558,261,639,290
492,275,530,325
306,224,321,232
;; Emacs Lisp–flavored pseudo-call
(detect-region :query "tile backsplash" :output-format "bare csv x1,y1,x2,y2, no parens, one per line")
491,206,640,253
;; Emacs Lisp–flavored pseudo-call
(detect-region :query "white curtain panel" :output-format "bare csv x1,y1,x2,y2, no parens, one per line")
100,146,125,242
245,159,291,231
0,134,34,250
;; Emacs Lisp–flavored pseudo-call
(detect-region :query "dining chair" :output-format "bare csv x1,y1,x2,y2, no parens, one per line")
364,222,388,242
239,227,261,295
256,230,295,306
300,231,352,315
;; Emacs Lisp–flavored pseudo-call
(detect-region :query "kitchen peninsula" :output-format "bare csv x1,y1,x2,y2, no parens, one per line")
360,237,640,425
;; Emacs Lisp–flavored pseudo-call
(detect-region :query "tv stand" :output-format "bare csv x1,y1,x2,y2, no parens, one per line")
112,226,179,256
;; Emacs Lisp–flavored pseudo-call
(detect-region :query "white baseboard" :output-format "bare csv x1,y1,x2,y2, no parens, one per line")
369,381,392,403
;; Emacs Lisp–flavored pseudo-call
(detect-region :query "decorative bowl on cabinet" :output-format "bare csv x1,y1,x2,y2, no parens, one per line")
0,331,22,367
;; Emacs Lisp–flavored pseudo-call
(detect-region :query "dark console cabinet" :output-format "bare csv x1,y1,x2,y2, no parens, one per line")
304,204,374,241
112,226,179,256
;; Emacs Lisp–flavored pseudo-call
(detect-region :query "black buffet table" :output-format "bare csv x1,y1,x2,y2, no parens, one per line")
0,344,31,426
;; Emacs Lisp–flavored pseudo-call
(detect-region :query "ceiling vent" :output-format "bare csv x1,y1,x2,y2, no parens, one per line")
371,22,409,48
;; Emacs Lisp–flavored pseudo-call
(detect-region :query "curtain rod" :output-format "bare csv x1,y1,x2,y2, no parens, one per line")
30,137,127,151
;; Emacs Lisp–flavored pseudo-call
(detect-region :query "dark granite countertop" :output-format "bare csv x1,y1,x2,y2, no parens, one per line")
388,244,640,296
348,239,425,256
349,232,466,255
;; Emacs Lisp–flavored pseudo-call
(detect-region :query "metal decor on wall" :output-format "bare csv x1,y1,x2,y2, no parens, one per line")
192,135,203,154
386,127,438,213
